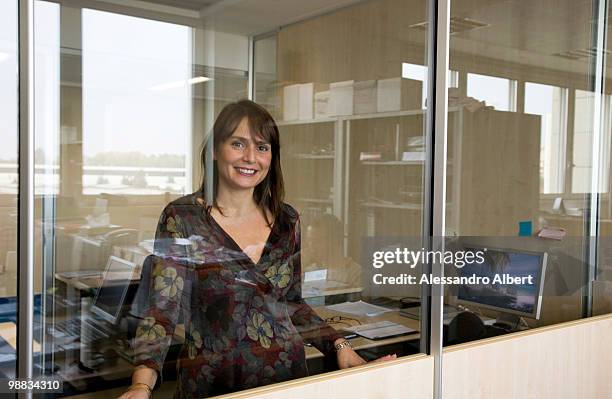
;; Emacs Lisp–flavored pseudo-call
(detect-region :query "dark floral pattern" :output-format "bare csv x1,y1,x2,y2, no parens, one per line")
132,193,341,398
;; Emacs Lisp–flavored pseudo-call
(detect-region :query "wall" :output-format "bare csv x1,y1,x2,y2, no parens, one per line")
442,314,612,399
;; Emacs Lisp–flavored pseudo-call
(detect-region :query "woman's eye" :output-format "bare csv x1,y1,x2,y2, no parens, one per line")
257,145,270,152
231,141,244,149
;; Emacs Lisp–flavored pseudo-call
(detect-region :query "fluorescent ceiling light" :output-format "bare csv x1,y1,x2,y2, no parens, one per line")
0,52,10,63
149,76,211,91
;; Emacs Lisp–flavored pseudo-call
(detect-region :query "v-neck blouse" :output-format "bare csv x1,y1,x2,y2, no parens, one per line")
132,193,341,399
207,209,275,267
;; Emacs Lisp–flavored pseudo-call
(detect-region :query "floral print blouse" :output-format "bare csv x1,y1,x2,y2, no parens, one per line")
132,193,341,398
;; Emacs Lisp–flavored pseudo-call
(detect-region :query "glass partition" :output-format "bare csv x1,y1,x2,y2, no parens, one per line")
443,0,604,347
0,0,18,380
30,0,431,396
594,9,612,317
254,0,432,367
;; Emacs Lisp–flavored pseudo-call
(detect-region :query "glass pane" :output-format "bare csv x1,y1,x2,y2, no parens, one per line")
254,0,430,374
445,0,599,347
402,62,458,109
81,9,191,196
254,35,278,118
594,8,612,317
572,89,595,193
35,0,430,396
467,72,515,111
525,82,567,194
0,0,17,379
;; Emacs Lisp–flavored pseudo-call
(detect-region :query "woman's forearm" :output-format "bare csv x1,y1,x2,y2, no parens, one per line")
132,366,157,389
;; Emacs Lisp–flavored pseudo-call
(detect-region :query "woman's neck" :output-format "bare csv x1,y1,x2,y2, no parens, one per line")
214,186,258,217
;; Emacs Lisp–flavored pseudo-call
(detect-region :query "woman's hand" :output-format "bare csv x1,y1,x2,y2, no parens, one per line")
117,367,156,399
335,339,397,369
117,387,151,399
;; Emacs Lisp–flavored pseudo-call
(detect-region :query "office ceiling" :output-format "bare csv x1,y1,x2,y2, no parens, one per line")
85,0,612,77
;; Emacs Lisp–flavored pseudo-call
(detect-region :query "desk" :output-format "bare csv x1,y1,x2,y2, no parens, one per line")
543,214,612,236
304,306,420,359
302,281,363,299
55,272,419,384
0,322,41,353
57,272,419,354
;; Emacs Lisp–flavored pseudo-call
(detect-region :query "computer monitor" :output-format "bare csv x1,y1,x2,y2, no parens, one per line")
456,246,547,320
90,256,136,324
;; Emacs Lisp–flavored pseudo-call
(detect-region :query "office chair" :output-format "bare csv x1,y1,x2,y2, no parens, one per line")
443,311,485,346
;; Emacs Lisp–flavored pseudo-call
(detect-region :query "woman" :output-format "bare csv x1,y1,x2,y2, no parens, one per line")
120,100,395,399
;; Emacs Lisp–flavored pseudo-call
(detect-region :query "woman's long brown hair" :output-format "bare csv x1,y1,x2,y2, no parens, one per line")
198,100,285,226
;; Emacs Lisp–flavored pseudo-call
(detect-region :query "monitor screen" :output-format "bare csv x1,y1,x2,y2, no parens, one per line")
457,247,547,319
91,256,136,324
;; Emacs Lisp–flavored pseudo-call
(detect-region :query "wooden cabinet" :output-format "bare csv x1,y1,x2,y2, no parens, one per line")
448,109,541,236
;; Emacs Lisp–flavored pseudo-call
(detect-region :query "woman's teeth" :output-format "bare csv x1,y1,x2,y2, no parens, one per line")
237,168,255,175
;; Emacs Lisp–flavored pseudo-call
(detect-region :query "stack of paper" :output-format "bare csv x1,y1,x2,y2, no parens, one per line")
325,300,396,317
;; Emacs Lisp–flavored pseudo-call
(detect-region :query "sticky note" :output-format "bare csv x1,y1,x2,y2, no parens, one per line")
518,220,532,236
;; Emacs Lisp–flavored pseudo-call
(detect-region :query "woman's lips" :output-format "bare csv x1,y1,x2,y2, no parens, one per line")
236,167,256,176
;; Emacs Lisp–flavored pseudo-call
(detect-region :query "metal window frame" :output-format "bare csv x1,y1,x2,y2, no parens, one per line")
422,1,451,399
18,0,35,391
583,0,608,317
22,2,584,399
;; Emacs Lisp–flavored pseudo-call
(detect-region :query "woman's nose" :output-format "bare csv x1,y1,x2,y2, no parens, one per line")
243,145,256,163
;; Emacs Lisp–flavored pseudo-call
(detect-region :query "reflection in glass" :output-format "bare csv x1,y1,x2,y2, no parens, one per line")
525,82,567,194
446,0,603,347
35,0,429,395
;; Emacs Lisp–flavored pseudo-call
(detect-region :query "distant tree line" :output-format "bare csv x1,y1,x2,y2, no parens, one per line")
86,152,185,168
0,151,186,168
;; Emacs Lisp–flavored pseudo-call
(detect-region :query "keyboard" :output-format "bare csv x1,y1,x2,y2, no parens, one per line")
52,318,80,336
50,317,110,342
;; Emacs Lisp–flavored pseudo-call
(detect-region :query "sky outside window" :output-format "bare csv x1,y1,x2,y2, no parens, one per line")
402,62,458,109
467,73,514,111
525,82,566,194
82,9,192,194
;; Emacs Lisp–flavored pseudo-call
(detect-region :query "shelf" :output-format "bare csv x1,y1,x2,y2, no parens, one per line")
277,117,338,126
295,197,333,204
361,201,421,210
361,160,423,165
277,107,460,126
292,153,335,159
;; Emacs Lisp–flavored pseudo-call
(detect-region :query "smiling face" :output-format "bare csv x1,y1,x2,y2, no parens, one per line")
215,117,272,192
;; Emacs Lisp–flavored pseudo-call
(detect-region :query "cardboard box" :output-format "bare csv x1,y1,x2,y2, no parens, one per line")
284,83,329,121
329,80,354,116
298,83,328,120
377,78,422,112
283,84,300,121
354,80,377,114
315,90,330,119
